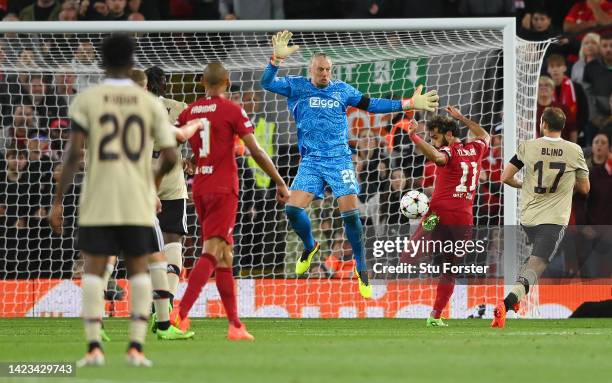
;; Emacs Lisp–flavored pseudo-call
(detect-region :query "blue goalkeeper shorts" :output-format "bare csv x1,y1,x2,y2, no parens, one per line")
290,155,360,199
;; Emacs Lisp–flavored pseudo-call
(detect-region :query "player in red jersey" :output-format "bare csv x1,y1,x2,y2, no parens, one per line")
407,106,490,327
170,63,290,341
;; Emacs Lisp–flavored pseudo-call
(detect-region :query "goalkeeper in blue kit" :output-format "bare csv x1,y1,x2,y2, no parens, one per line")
261,31,439,298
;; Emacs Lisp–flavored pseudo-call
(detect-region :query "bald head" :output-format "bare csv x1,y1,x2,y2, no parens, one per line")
203,62,229,88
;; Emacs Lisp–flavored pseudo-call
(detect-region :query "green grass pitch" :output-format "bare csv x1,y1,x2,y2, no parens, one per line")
1,318,612,383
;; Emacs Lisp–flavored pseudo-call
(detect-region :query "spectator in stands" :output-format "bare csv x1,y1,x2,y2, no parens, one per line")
221,0,284,19
136,0,169,19
0,148,28,270
583,33,612,137
0,149,27,223
10,104,36,150
59,1,78,21
571,32,601,84
72,41,102,92
563,0,612,36
326,229,355,279
22,74,68,133
127,11,144,20
191,0,221,19
19,0,61,21
521,1,574,30
379,168,410,233
536,75,577,142
355,128,389,223
546,55,589,143
582,131,612,276
53,67,77,106
457,0,515,17
105,0,129,20
518,6,559,41
590,93,612,136
48,118,69,161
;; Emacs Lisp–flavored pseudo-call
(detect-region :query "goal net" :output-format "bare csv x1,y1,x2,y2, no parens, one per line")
0,20,549,319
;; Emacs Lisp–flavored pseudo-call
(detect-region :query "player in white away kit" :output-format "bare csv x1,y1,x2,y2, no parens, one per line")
493,107,589,328
98,70,202,341
49,34,178,367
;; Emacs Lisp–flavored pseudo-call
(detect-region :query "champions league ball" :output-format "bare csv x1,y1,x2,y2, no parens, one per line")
399,190,430,219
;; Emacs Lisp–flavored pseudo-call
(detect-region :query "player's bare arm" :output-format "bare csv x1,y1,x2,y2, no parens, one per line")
155,147,178,190
49,129,86,234
446,105,491,146
174,118,206,143
407,118,448,166
242,133,290,204
501,162,523,189
574,176,590,195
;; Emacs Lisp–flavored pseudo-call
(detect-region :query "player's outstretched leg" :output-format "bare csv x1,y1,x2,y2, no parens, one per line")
171,253,217,331
285,205,319,275
341,209,372,299
78,270,106,367
427,273,455,327
493,256,542,328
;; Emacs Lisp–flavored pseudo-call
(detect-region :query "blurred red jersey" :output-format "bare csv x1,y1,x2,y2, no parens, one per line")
178,96,253,196
428,138,488,220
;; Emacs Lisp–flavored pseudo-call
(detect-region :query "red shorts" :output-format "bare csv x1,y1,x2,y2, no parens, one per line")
402,210,473,262
192,192,238,245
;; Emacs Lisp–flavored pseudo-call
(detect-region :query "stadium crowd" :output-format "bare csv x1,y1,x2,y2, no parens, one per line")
0,0,610,280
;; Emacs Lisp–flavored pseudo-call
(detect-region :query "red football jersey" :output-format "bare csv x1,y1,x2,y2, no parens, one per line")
428,138,488,218
178,96,253,196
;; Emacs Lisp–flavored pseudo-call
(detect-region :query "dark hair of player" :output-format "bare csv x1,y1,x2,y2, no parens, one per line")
145,66,166,96
541,106,566,131
427,115,459,137
202,62,229,87
101,33,135,70
601,32,612,41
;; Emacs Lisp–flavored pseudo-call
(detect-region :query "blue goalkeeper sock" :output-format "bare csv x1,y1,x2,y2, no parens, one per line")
341,209,368,285
285,205,316,251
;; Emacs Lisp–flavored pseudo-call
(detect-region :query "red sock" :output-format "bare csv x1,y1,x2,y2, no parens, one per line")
215,267,242,328
432,274,455,319
179,253,216,319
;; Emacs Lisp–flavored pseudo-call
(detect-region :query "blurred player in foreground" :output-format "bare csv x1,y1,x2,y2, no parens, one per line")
407,106,490,327
49,34,178,367
170,62,290,341
260,30,439,298
493,106,589,328
96,69,201,341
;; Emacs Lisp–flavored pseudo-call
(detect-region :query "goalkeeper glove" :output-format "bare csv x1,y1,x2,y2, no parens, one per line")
401,85,439,113
271,30,299,65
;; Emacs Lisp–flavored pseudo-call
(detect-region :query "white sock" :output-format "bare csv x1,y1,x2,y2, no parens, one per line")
82,273,104,344
129,273,152,346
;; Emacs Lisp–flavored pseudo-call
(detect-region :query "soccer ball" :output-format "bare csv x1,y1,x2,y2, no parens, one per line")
399,190,430,219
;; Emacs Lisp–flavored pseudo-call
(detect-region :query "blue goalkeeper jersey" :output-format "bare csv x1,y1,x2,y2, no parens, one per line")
261,63,403,158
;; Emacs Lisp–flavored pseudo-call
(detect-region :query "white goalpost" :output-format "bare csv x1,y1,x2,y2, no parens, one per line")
0,19,550,319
